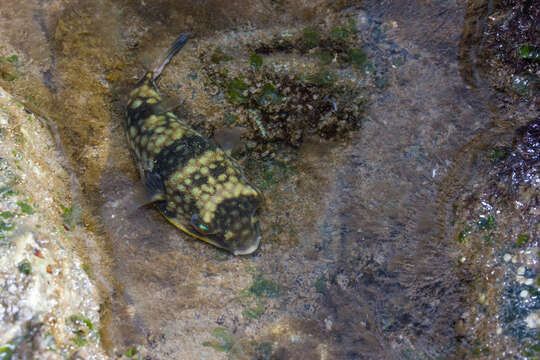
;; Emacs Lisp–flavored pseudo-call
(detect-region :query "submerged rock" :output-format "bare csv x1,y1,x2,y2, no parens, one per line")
0,87,109,359
443,118,539,358
459,0,540,100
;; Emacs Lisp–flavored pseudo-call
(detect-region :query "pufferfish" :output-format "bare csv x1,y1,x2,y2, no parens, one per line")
125,33,263,255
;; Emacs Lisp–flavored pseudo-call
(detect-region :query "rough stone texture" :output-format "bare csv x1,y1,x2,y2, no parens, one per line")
0,86,108,359
439,118,539,358
459,0,540,101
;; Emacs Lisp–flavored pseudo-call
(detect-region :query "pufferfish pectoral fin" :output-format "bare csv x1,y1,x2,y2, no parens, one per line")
124,173,165,212
144,171,166,203
213,127,248,154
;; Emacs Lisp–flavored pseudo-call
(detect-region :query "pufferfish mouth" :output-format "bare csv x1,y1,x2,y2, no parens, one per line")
233,234,262,256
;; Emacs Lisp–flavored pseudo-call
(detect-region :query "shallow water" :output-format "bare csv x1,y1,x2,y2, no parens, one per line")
0,0,537,359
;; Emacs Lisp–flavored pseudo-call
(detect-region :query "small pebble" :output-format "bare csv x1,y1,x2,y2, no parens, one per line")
503,253,512,262
496,327,503,335
525,311,540,329
520,290,529,298
324,318,333,331
525,278,534,286
517,266,525,275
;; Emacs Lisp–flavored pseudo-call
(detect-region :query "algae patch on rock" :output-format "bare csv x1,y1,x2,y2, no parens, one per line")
196,19,372,148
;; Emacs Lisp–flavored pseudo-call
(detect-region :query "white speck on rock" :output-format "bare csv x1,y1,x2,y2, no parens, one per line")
324,317,333,331
525,311,540,328
336,274,349,289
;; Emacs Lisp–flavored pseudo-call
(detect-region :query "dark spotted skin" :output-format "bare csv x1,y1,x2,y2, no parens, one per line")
125,34,263,255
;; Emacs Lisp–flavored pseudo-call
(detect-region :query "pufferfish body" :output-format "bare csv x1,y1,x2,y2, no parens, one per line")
125,33,263,255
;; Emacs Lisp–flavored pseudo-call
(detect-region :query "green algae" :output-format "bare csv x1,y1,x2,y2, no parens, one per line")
68,314,97,348
316,50,333,65
226,77,249,104
70,314,93,331
1,188,19,200
0,344,14,360
511,75,533,97
249,274,280,298
516,234,529,247
457,225,472,243
203,327,235,352
223,112,239,126
0,211,14,219
0,54,20,82
348,48,367,68
519,45,540,61
245,300,265,319
471,343,490,356
477,215,496,230
16,201,34,215
258,160,295,190
122,346,139,358
17,260,31,275
314,276,326,293
255,83,283,107
524,341,540,357
61,204,82,230
71,335,87,347
301,27,320,50
482,233,495,245
375,75,389,89
0,219,15,232
252,341,273,359
347,18,358,33
6,55,19,66
0,322,47,359
308,68,336,87
239,271,280,320
489,148,508,162
330,26,349,40
82,263,90,274
249,54,263,71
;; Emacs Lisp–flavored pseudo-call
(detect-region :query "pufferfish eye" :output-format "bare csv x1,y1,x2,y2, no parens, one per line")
191,214,215,235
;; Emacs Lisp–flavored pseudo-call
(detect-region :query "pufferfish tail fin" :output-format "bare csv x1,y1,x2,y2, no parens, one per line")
151,33,190,82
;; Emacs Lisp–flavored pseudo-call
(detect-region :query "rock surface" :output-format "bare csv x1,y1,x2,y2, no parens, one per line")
0,87,107,359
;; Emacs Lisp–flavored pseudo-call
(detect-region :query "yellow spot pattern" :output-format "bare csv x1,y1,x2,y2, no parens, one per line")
143,119,186,157
131,99,142,109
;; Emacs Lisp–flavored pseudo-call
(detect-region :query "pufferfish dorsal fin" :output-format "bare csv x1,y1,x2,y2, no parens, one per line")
148,97,186,117
144,171,166,203
213,127,248,154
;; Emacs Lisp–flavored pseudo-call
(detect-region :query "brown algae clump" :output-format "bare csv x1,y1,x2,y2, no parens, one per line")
199,21,371,148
